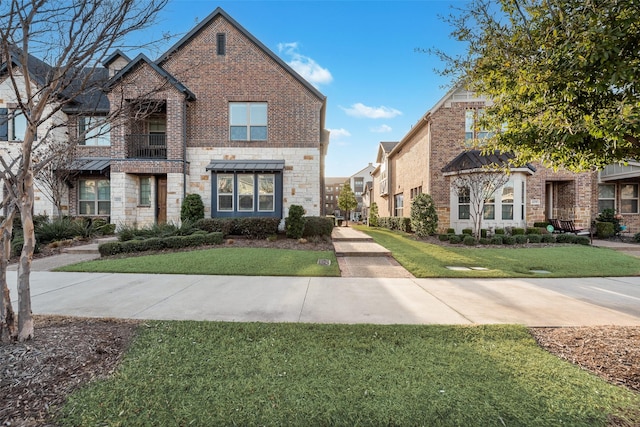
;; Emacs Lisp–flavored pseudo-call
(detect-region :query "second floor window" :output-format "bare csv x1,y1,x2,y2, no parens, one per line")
0,108,27,141
465,109,491,146
230,102,267,141
79,116,110,146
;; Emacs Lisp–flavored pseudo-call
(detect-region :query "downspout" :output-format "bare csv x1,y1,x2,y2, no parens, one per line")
182,99,187,198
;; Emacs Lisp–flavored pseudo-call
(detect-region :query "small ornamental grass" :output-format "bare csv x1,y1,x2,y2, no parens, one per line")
58,323,640,427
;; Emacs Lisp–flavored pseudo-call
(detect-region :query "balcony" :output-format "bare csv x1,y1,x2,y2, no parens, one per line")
379,178,388,196
126,134,167,159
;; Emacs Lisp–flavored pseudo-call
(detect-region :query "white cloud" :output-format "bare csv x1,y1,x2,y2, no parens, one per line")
370,124,392,133
278,42,333,87
328,128,351,139
341,103,402,119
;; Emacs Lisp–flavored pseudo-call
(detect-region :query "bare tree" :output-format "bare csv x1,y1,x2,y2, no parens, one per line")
0,0,168,342
450,169,508,240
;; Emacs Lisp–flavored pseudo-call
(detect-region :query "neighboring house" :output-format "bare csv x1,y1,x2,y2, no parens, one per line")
1,7,329,227
361,180,373,223
370,141,399,217
347,163,375,221
370,87,640,233
324,177,347,218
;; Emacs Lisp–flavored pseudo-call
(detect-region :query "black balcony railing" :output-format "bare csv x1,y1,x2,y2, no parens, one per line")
126,134,167,159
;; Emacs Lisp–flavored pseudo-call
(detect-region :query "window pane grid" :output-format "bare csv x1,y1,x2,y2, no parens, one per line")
229,102,267,141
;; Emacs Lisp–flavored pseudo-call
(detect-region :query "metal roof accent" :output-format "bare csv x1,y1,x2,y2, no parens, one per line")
205,159,285,172
67,157,111,174
441,150,536,174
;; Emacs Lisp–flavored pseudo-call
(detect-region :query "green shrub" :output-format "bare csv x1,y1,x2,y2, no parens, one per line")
463,235,476,246
99,232,223,256
98,241,121,256
181,194,205,222
574,236,591,245
36,217,76,244
233,217,281,239
368,202,379,227
514,235,528,244
286,205,306,239
541,234,556,243
595,221,615,238
526,227,541,235
303,216,334,237
503,236,516,245
446,228,455,234
438,234,450,241
378,217,411,232
410,193,438,237
480,229,488,238
478,237,491,245
634,232,640,243
527,234,542,243
462,228,473,235
494,228,505,235
533,221,549,228
490,235,503,245
195,218,234,236
556,233,576,244
512,228,525,235
449,235,462,244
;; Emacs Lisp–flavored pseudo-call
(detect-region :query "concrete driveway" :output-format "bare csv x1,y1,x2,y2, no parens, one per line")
8,271,640,326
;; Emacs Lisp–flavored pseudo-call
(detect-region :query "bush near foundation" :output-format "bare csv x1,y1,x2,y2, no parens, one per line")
98,232,223,256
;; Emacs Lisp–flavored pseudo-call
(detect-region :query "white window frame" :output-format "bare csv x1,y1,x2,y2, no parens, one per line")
229,102,267,141
620,183,639,214
394,193,404,217
217,174,234,212
139,176,152,206
10,109,27,141
79,115,110,146
458,186,470,220
598,184,616,213
237,174,255,211
501,181,514,220
258,174,275,212
78,179,110,215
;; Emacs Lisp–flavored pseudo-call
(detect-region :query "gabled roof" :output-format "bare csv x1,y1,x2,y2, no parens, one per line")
442,150,536,174
106,53,196,101
2,47,110,114
103,50,131,67
155,7,325,102
375,141,399,163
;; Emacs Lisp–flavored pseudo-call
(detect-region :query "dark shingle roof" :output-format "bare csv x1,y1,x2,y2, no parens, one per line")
442,150,536,173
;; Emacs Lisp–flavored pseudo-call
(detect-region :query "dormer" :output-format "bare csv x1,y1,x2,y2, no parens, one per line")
103,50,131,78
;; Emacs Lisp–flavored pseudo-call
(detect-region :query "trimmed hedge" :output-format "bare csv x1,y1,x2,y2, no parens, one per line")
231,217,281,239
194,218,234,236
527,234,542,243
99,232,223,256
514,235,528,244
541,234,556,243
449,235,462,244
463,235,476,246
303,216,334,237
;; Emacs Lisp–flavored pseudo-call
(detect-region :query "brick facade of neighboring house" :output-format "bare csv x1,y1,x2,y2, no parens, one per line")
371,87,640,234
1,7,328,227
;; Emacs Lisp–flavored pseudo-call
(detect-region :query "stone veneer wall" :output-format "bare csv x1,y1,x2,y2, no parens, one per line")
187,147,321,218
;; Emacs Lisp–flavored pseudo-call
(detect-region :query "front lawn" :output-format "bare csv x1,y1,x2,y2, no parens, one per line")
56,247,340,277
58,322,640,426
356,226,640,277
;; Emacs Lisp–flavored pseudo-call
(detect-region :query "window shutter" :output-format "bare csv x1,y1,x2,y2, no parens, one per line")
0,108,7,140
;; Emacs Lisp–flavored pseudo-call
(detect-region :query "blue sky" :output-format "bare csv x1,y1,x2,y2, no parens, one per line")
134,0,465,177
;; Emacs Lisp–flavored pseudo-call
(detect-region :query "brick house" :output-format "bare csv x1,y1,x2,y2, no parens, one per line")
1,7,328,226
370,86,640,234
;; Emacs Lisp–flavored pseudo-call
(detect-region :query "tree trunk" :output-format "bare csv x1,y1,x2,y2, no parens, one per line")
17,170,35,342
0,210,16,342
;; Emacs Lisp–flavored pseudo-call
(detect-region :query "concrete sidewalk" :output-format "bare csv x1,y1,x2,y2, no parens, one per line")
6,228,640,326
8,271,640,326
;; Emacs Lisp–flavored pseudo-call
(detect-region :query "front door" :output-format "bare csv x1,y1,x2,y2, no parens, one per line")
156,176,167,223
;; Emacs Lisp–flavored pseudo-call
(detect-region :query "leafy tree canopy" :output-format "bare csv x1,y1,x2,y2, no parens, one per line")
436,0,640,171
337,183,357,213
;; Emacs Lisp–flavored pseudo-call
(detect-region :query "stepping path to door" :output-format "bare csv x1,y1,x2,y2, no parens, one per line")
332,226,414,278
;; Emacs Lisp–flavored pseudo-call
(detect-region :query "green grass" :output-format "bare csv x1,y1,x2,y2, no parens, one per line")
58,322,640,426
56,247,340,276
356,226,640,278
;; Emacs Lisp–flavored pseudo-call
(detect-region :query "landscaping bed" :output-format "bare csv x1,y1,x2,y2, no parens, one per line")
1,317,639,426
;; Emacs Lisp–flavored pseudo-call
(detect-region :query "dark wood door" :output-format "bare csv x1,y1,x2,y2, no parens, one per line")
156,177,167,223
